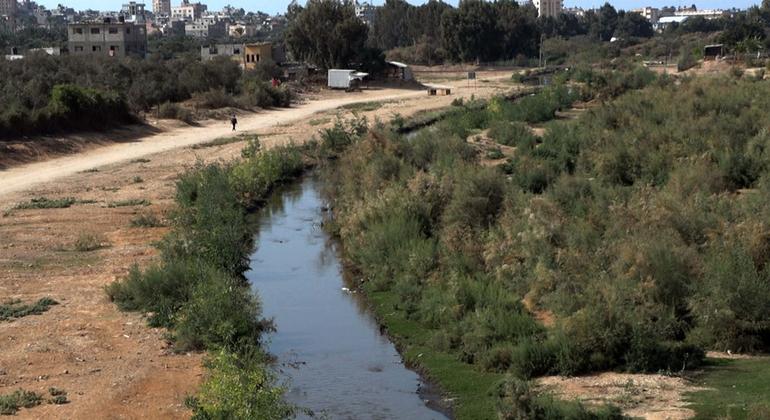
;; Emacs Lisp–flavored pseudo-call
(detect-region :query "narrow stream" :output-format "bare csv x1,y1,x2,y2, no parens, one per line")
246,176,448,420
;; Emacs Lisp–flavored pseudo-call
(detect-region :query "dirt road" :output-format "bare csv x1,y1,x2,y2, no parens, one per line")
0,88,427,198
0,72,514,418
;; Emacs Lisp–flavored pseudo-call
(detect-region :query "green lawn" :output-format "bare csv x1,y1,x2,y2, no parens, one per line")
368,290,503,420
687,358,770,420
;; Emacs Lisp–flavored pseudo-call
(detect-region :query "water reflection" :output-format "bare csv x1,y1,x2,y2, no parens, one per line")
246,175,447,420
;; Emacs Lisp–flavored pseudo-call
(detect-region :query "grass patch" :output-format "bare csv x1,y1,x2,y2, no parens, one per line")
309,117,332,126
0,389,43,415
73,232,108,252
191,136,245,150
687,358,770,419
14,197,76,210
340,100,390,113
108,199,150,208
131,158,151,163
81,168,99,173
130,213,163,228
132,176,144,183
368,289,503,419
0,298,58,321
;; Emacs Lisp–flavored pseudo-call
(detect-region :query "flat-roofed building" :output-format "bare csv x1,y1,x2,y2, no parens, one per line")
171,0,206,21
153,0,170,16
533,0,562,18
68,18,147,58
201,42,273,69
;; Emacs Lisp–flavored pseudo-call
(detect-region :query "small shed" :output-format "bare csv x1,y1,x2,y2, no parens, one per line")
385,61,414,81
328,69,368,90
704,44,725,60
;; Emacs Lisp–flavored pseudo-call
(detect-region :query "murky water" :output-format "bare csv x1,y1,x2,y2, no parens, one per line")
246,176,447,420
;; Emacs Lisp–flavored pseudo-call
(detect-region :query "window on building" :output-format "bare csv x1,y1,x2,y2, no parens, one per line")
109,27,118,34
256,54,260,62
92,45,101,52
233,48,240,54
73,28,83,34
126,28,131,34
74,46,83,52
91,27,100,34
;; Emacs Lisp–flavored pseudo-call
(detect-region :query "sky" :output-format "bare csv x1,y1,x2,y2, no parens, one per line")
38,0,761,16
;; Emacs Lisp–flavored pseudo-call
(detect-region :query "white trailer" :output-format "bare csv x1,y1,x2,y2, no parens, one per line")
327,69,368,90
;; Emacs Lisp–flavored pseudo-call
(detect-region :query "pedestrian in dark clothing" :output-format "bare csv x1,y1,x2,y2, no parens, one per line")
231,114,238,131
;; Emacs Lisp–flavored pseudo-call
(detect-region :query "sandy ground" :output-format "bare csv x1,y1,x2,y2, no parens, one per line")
538,373,706,420
0,72,514,418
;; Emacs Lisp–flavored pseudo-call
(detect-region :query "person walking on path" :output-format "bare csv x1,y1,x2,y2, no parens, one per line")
231,114,238,131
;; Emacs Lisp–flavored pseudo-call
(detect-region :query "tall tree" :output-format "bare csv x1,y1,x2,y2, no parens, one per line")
440,0,500,62
285,0,368,69
370,0,413,50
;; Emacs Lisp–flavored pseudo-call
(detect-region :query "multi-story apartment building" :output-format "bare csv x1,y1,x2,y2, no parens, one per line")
354,1,376,26
171,0,206,21
0,0,17,17
152,0,170,16
121,2,146,23
533,0,562,18
184,17,224,38
68,18,147,58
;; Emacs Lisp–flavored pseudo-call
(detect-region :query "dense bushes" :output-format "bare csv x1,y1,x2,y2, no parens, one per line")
106,144,306,418
0,84,135,138
326,74,770,413
0,53,293,139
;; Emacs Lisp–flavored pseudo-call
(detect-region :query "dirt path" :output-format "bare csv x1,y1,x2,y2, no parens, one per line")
0,72,514,418
0,88,426,198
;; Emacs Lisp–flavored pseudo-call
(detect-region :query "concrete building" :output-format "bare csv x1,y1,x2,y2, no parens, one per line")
171,0,206,21
0,0,17,18
533,0,562,18
201,42,273,69
228,22,256,38
354,0,375,26
631,7,661,24
675,8,726,19
68,18,147,58
121,2,146,23
152,0,170,16
185,18,225,38
654,15,688,31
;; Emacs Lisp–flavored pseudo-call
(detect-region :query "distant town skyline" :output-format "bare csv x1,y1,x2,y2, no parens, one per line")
33,0,761,15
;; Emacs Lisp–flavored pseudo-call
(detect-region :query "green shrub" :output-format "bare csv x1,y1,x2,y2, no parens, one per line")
15,197,76,209
174,270,269,351
108,199,150,208
158,102,194,123
488,120,538,148
189,349,294,419
496,378,626,420
73,232,107,251
0,298,58,321
0,389,43,415
195,88,238,109
130,213,163,227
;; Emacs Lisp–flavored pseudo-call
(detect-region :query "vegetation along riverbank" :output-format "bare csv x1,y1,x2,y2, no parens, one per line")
324,68,770,418
103,64,770,419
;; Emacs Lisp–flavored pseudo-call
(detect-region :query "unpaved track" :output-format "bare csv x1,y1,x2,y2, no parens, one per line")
0,88,424,198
